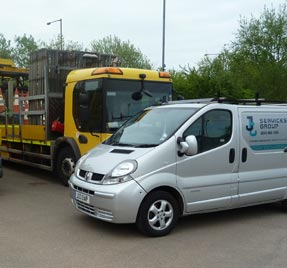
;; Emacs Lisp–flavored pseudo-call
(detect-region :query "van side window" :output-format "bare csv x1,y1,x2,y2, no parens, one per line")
183,109,232,153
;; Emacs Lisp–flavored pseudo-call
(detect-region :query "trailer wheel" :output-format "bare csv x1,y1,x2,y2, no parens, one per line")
136,191,179,237
56,147,76,186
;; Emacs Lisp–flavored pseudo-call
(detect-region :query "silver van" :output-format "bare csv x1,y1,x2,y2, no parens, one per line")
69,102,287,236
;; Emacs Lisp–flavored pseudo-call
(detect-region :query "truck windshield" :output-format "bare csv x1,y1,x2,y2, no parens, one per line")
104,79,172,132
73,78,172,134
104,107,198,147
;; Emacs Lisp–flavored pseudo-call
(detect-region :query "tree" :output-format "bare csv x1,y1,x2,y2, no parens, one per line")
231,4,287,99
42,35,84,51
90,35,153,69
13,34,39,67
173,4,287,101
0,33,13,59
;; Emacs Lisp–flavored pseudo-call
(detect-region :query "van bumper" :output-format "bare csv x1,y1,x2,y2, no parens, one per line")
69,174,146,224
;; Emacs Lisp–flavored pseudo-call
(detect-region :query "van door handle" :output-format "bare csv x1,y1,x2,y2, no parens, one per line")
242,148,247,162
229,148,235,163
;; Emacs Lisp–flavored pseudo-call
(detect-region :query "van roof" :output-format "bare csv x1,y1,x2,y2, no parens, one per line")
155,102,207,109
164,98,287,108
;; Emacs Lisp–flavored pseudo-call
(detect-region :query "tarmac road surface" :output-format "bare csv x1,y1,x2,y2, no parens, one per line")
1,162,287,268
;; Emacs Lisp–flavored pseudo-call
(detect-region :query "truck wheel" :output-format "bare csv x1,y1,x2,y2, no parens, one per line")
56,147,76,186
136,191,179,237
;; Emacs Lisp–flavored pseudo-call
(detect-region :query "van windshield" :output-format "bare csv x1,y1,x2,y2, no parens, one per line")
104,107,198,147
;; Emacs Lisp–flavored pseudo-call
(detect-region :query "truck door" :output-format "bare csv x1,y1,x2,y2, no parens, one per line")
176,107,239,213
238,108,287,206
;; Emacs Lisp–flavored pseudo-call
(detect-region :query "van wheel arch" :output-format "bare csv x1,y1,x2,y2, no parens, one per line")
147,186,184,215
136,186,184,237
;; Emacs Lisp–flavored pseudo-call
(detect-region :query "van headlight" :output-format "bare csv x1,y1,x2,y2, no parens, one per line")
103,160,138,185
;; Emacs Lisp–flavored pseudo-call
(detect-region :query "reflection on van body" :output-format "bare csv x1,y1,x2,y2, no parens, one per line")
69,102,287,237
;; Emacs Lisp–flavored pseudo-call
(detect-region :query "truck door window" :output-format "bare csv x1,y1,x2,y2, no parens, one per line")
73,79,103,132
183,109,232,153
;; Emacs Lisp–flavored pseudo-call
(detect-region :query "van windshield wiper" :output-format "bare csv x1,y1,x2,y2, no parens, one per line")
111,142,135,147
135,144,158,148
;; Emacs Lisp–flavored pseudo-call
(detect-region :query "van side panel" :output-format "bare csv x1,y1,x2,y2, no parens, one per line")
176,106,240,213
238,109,287,206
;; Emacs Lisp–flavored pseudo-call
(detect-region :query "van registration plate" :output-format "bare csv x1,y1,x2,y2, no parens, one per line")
75,191,90,204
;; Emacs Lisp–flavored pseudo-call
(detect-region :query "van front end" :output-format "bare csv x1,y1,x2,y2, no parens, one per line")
69,172,147,224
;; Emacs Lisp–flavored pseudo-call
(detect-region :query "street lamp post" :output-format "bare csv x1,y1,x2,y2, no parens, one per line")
162,0,166,71
46,18,63,50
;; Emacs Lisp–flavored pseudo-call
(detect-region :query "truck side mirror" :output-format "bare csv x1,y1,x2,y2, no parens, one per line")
177,135,198,156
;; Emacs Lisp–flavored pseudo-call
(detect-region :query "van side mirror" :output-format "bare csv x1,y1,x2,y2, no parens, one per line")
177,135,198,156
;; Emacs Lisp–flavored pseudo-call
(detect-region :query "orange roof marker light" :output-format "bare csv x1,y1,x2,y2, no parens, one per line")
92,67,123,76
159,71,171,79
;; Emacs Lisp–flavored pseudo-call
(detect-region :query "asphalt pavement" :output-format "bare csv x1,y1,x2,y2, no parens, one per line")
1,162,287,268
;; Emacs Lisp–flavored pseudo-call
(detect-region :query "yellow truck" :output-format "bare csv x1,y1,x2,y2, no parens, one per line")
0,49,173,185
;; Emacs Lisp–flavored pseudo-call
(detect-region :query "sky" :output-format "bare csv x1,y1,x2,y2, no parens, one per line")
1,0,286,70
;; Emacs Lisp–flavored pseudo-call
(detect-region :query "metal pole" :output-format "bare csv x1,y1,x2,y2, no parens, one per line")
60,19,63,50
47,19,63,50
162,0,166,71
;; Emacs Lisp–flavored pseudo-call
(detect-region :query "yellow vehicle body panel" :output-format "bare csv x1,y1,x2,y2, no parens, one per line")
22,125,46,141
0,125,46,141
66,67,172,83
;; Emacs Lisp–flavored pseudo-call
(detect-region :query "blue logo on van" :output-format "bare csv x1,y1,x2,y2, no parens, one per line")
246,116,257,136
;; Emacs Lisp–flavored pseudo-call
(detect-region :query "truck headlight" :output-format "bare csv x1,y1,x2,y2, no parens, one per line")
103,160,138,185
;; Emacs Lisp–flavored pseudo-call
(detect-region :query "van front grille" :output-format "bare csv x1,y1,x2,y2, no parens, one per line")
76,200,95,215
79,169,104,183
73,185,94,195
75,200,114,221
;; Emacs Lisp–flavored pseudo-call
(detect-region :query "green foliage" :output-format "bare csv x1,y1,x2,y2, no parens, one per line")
0,33,39,67
90,35,153,69
42,35,84,51
0,33,13,59
173,4,287,101
13,34,39,67
231,5,287,99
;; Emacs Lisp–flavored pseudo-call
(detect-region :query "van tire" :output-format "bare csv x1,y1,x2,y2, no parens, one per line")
136,191,179,237
282,200,287,212
56,147,76,186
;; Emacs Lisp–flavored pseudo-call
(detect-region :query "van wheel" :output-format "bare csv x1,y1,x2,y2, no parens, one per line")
136,191,179,237
56,147,76,186
282,200,287,212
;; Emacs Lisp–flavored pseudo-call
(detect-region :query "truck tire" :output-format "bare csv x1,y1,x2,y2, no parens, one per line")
56,147,76,186
136,190,179,237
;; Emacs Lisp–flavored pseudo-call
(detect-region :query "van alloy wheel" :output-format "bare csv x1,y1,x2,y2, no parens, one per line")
148,199,174,231
136,191,179,237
